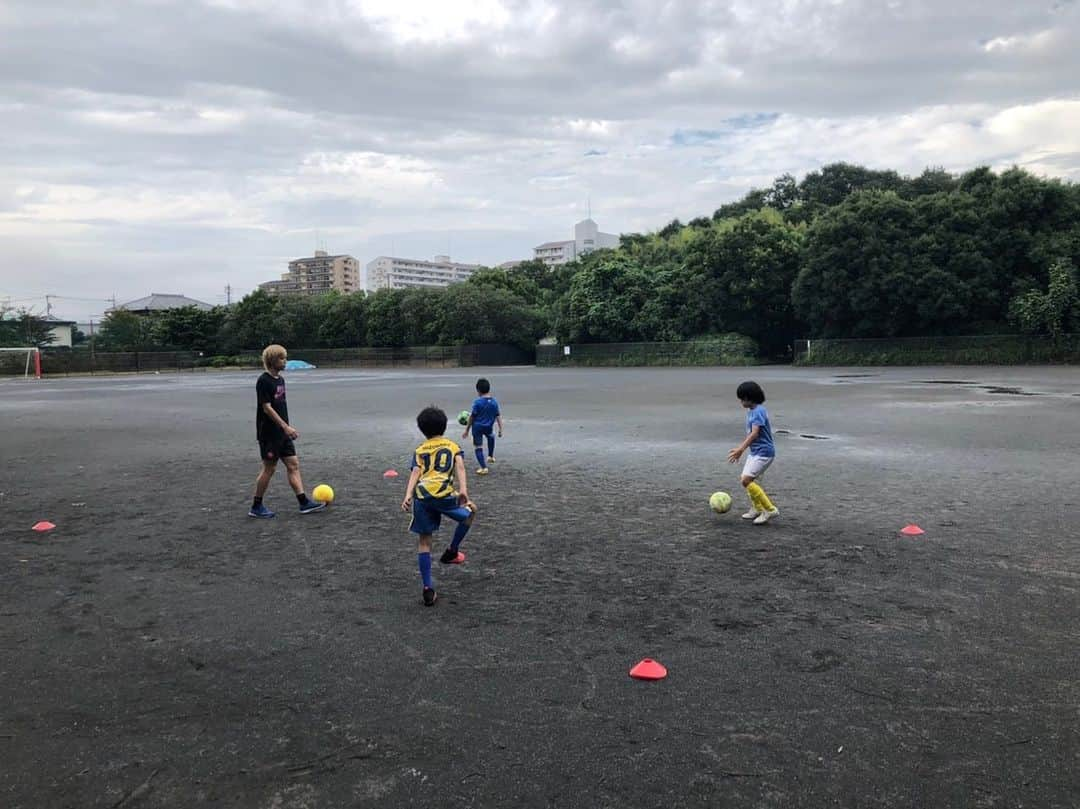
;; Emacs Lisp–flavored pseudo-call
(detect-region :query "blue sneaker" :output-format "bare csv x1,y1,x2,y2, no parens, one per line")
299,499,327,514
248,504,275,519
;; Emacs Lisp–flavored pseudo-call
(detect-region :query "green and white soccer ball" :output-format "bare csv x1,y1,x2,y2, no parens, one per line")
709,491,732,514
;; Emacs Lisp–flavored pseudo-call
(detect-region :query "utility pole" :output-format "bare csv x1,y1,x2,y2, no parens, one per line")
45,294,53,316
225,284,232,305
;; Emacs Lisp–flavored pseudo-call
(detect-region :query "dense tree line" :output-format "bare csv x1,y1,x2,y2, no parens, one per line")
83,163,1079,358
91,285,547,354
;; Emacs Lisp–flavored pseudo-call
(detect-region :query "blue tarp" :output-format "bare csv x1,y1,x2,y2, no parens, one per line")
285,360,316,370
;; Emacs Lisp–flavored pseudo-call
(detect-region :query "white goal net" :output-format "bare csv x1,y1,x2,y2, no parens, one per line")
0,347,42,379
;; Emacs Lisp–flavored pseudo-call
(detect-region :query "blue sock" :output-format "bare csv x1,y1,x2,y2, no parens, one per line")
418,552,433,589
474,447,486,468
451,521,471,551
487,435,496,457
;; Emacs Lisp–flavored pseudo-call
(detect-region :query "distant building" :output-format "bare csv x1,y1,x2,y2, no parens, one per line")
260,250,361,297
112,293,214,314
533,218,619,266
363,255,481,292
43,315,76,347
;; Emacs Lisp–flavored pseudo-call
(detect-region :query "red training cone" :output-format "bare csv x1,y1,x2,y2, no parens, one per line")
32,521,56,532
629,658,668,681
383,469,399,478
900,524,925,536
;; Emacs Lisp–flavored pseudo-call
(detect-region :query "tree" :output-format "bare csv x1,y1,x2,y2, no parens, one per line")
96,310,152,350
798,163,904,208
1009,259,1080,336
793,191,938,338
220,289,281,351
764,173,798,211
365,289,407,347
316,292,367,347
683,210,805,356
560,254,673,343
438,285,546,349
150,305,226,352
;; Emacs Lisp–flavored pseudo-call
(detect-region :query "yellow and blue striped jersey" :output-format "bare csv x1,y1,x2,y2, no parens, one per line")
411,436,463,500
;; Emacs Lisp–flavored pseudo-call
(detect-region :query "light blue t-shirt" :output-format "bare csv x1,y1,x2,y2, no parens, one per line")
471,396,501,428
746,404,775,457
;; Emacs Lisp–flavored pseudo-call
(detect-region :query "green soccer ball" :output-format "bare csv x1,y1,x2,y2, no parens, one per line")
709,491,732,514
457,410,470,426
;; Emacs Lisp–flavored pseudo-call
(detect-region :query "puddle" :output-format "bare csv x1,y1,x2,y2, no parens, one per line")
776,429,830,440
834,374,877,378
918,380,976,385
981,386,1041,396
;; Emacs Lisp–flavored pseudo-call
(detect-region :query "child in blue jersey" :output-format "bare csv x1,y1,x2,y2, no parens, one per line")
461,377,503,476
401,405,477,607
727,380,779,525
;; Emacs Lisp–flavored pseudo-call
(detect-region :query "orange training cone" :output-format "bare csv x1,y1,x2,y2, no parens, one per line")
629,658,668,680
383,469,399,478
32,521,56,532
900,524,925,536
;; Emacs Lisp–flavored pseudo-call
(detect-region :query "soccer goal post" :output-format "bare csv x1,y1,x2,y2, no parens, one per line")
0,347,42,379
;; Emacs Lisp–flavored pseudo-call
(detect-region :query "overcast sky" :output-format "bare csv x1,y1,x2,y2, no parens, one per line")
2,0,1078,321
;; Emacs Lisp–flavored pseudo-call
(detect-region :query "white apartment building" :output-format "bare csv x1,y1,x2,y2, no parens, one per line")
260,250,360,296
533,218,619,266
363,255,481,292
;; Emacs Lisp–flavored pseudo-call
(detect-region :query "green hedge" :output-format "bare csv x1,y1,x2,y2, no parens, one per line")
795,334,1080,365
537,335,759,367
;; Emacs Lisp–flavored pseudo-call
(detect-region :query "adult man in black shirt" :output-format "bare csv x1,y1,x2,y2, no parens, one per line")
249,344,326,517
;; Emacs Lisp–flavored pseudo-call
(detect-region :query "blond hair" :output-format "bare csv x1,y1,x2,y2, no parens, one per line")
262,344,287,371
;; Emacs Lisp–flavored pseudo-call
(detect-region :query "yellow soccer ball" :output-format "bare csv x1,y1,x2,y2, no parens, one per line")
709,491,732,514
312,484,335,504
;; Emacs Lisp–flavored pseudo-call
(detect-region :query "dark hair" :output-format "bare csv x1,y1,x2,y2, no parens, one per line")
736,381,766,404
417,405,448,438
475,377,491,394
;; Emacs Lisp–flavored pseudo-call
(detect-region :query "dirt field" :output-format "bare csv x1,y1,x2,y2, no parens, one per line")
2,366,1078,808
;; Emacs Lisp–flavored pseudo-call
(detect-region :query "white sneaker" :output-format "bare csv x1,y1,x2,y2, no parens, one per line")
753,509,779,525
741,509,760,520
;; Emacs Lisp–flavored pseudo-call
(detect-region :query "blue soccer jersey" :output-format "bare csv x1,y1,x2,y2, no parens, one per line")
746,404,775,457
471,396,500,428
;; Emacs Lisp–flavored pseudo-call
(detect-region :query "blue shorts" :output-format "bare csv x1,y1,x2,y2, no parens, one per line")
410,495,472,535
471,424,494,446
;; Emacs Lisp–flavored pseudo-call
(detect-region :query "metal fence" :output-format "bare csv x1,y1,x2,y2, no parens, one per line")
794,334,1080,365
5,344,534,377
537,337,759,367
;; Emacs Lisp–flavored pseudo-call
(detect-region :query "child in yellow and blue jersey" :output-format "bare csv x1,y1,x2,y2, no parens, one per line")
727,380,780,525
461,377,502,475
401,405,476,607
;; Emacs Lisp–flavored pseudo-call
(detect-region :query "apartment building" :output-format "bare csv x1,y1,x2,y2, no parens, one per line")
533,218,619,266
260,250,360,296
363,255,481,292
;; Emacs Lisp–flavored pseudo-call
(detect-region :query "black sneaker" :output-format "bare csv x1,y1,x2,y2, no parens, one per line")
440,548,465,565
422,587,437,607
299,500,327,514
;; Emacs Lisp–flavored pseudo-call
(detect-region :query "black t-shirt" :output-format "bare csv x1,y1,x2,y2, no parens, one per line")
256,372,288,441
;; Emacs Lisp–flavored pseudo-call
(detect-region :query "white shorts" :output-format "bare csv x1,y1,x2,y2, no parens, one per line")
742,453,774,480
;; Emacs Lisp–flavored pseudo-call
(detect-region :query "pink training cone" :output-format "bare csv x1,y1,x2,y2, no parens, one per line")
629,658,668,681
383,469,399,478
900,524,925,536
32,521,56,532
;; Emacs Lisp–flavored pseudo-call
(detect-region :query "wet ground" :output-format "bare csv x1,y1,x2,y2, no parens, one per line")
2,365,1078,808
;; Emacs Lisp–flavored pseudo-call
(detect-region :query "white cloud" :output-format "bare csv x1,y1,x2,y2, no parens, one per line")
0,0,1078,318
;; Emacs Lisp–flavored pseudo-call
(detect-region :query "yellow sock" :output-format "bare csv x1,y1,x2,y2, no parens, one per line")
747,482,775,512
745,485,764,511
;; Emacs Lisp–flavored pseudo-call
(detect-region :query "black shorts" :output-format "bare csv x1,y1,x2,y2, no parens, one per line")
259,436,296,462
